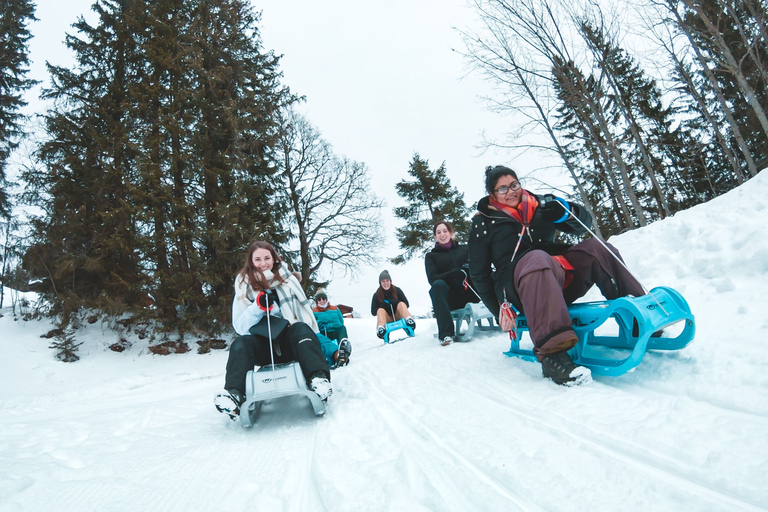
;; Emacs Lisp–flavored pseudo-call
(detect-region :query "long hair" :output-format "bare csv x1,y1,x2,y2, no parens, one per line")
238,241,286,292
376,284,400,303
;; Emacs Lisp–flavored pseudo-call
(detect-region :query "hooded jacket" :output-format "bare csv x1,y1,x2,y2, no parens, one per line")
467,192,592,318
425,241,470,290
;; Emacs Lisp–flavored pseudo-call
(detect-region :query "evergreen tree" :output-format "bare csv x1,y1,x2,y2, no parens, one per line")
22,0,293,341
392,154,471,264
0,0,37,219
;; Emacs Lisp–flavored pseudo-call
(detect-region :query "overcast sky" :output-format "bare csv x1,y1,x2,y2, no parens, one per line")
22,0,569,309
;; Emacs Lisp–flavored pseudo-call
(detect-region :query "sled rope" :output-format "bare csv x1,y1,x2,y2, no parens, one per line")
561,204,669,316
265,292,277,390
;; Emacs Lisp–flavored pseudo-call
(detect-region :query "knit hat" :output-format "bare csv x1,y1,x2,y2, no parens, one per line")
314,291,328,301
379,270,392,283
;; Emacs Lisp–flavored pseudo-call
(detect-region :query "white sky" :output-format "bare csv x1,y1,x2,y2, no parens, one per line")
22,0,572,310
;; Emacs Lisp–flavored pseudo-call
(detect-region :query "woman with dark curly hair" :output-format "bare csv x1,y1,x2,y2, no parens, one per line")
468,166,645,386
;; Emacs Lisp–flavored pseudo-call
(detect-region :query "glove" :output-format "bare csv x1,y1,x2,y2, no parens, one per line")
538,194,570,223
256,289,279,312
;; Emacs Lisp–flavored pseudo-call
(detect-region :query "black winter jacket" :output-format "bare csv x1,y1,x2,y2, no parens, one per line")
467,192,592,318
425,241,470,290
371,286,410,317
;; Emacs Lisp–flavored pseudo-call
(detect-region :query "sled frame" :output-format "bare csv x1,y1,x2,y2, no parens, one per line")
504,286,695,376
451,302,501,342
239,361,326,428
383,318,415,344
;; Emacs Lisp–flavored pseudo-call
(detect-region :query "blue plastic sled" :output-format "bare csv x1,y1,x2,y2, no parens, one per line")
504,286,695,376
383,318,415,344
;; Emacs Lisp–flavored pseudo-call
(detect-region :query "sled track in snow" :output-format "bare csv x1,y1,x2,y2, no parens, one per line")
357,370,544,512
400,361,766,512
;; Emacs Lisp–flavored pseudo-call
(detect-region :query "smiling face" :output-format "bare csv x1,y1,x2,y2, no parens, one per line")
251,247,274,273
490,174,523,209
434,222,453,245
380,278,392,290
316,297,328,307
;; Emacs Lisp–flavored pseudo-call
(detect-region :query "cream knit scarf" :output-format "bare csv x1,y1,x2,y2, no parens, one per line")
251,266,320,332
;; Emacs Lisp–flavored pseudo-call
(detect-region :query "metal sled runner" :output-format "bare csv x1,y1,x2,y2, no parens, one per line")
239,362,326,428
451,302,500,341
504,286,695,376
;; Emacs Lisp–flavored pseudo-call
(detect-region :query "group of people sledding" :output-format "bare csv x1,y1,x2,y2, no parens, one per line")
216,164,648,419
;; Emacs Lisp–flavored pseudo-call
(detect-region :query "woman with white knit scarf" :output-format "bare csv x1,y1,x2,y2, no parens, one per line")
215,241,332,419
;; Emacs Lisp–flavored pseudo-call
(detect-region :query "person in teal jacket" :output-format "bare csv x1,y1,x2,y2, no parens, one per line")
313,291,351,368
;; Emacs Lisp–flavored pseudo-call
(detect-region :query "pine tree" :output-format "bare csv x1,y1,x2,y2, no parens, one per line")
23,0,293,341
392,154,471,264
0,0,37,219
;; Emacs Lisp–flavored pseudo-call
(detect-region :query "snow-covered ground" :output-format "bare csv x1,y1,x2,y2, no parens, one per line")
2,172,767,512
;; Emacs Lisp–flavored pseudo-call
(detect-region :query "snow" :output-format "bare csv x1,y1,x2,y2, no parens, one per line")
2,171,768,512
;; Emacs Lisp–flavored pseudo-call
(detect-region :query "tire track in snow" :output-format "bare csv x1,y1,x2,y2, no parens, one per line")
402,361,766,512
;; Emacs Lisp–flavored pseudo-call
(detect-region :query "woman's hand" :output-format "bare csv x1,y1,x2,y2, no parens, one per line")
256,290,278,311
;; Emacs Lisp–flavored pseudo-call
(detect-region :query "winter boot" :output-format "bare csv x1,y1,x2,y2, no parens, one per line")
376,325,386,339
214,388,244,420
541,351,592,386
405,317,416,331
310,375,333,402
332,338,351,369
440,336,453,346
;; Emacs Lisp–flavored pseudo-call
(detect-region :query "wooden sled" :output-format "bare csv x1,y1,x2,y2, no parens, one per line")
504,286,695,376
239,362,326,428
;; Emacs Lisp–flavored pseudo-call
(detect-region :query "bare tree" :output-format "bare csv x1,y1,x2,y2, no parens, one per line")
462,0,608,236
275,108,385,292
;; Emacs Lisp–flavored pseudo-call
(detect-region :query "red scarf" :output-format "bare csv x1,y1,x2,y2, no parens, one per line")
489,190,574,289
489,190,539,226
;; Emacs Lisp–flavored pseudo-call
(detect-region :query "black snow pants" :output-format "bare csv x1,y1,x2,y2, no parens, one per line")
429,279,479,340
224,321,330,395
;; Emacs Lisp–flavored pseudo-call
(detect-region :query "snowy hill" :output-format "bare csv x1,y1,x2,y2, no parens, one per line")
1,171,767,511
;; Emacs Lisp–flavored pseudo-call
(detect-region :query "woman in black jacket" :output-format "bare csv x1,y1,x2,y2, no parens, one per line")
425,221,479,346
468,165,645,386
371,270,416,339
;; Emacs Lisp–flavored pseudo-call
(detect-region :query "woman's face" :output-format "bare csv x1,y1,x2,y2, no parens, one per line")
380,278,392,290
251,248,274,273
434,223,453,245
491,174,523,209
317,297,328,307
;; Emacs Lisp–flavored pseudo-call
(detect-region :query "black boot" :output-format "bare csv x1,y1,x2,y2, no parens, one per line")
541,351,592,386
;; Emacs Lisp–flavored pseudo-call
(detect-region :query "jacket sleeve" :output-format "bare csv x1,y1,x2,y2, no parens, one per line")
335,308,345,326
231,276,266,336
425,252,464,288
556,200,592,236
397,287,410,308
468,215,500,319
371,293,379,316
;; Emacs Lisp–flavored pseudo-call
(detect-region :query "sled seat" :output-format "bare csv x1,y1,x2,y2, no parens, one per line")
504,286,695,377
451,302,500,342
239,361,326,428
383,318,415,344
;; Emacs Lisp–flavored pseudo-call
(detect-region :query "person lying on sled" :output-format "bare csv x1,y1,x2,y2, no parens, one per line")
312,290,351,368
215,241,334,418
425,220,480,346
370,270,416,339
468,165,645,386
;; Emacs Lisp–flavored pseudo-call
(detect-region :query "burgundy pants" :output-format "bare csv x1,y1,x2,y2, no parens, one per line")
512,238,644,361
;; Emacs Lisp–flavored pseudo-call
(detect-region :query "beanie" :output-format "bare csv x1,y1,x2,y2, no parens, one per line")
379,270,392,283
314,291,327,301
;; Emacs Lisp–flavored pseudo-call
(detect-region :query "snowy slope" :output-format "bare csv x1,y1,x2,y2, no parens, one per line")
1,171,767,512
